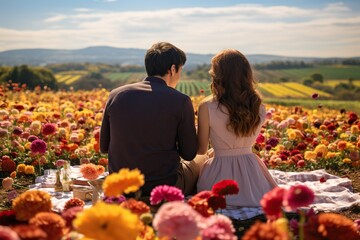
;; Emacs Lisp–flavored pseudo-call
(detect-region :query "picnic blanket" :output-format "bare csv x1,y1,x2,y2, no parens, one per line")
220,169,360,220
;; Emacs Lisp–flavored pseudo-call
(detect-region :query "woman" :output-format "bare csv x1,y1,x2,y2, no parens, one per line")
196,49,277,207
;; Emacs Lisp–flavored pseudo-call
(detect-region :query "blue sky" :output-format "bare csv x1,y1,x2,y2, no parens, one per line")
1,0,360,57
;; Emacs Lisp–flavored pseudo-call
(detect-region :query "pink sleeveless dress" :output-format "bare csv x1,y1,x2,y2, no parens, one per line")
197,101,277,207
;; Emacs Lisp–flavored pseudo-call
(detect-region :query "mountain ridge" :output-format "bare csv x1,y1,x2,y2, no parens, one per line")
0,46,359,67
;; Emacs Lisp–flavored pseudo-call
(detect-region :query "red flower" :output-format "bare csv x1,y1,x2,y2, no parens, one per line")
42,123,56,135
256,134,265,144
260,187,286,220
212,180,239,196
320,177,326,183
1,159,16,172
311,93,319,99
207,194,226,211
0,210,17,226
283,185,315,210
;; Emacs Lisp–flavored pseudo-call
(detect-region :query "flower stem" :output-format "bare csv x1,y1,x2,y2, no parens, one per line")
298,209,305,240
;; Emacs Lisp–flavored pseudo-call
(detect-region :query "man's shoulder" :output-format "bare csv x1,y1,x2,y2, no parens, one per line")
109,81,144,95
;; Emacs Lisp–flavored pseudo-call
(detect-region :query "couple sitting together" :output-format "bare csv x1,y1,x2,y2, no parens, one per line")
99,42,277,207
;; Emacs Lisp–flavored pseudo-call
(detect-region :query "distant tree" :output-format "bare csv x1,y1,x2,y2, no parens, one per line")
0,65,58,90
310,73,324,83
303,78,314,86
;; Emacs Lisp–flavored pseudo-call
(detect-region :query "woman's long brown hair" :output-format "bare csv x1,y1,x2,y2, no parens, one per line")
209,49,262,137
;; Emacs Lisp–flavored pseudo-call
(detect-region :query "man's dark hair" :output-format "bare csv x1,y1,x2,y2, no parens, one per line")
145,42,187,77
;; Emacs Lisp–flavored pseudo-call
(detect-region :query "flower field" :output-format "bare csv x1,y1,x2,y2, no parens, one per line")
0,84,360,239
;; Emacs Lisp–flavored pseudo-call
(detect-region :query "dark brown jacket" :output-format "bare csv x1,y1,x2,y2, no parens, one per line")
100,76,197,195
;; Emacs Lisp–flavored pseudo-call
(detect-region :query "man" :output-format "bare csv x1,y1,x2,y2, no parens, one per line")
100,42,206,196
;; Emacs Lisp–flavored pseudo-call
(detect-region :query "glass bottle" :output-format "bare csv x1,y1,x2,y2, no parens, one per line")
62,161,71,192
54,170,63,192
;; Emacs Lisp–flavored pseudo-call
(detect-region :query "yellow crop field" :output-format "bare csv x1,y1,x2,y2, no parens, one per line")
64,75,82,85
259,83,307,98
323,79,360,87
281,82,332,98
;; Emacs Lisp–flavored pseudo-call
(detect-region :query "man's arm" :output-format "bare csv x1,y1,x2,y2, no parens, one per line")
99,98,111,153
177,97,198,160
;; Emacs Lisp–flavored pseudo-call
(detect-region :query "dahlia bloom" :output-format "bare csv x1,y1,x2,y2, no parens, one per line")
103,168,144,197
188,191,214,217
304,213,360,240
63,197,85,211
260,187,286,220
283,185,315,210
30,139,47,154
80,163,101,180
201,214,236,240
120,198,150,216
150,185,184,205
211,179,239,196
153,201,203,240
24,165,35,175
12,190,52,221
29,212,67,240
1,158,16,172
16,163,26,173
73,201,141,240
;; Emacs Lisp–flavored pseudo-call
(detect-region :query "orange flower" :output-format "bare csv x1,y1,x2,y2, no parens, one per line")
242,221,289,240
12,190,52,221
80,163,100,180
29,212,67,240
120,199,150,216
337,140,347,151
304,213,359,240
63,197,85,211
10,171,16,178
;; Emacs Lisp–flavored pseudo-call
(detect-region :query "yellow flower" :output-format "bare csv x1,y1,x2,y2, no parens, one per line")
340,133,349,139
25,165,35,175
24,142,31,150
103,168,145,197
314,144,328,157
16,163,26,173
287,130,296,140
273,217,289,234
350,125,359,134
304,151,317,161
343,158,352,164
12,190,52,221
73,202,141,240
325,152,341,159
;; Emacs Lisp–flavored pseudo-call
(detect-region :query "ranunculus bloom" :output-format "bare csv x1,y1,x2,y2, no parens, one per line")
120,198,150,216
212,179,239,196
2,177,13,191
30,139,47,154
153,201,203,240
63,198,85,211
283,185,315,210
80,163,101,180
42,123,56,135
260,187,286,220
150,185,184,205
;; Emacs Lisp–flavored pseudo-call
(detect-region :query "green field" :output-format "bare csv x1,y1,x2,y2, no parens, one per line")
104,72,147,84
254,65,360,82
176,80,211,96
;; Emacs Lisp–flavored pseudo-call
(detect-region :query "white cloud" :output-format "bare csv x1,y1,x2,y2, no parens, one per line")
1,3,359,57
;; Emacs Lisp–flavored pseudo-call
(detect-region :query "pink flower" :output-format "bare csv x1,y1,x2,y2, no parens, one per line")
260,187,286,220
283,185,315,210
201,215,236,240
150,185,184,205
30,139,47,154
0,226,20,240
42,123,56,135
212,180,239,196
2,177,13,191
153,201,203,240
55,159,66,168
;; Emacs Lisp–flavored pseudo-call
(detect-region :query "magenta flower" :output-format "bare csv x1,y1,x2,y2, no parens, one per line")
283,185,315,210
30,139,47,154
201,215,236,240
153,201,203,240
212,180,239,196
260,187,286,220
256,134,265,144
42,123,56,135
150,185,184,205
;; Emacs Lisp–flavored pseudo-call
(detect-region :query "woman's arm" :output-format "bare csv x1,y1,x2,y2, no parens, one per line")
197,101,210,154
